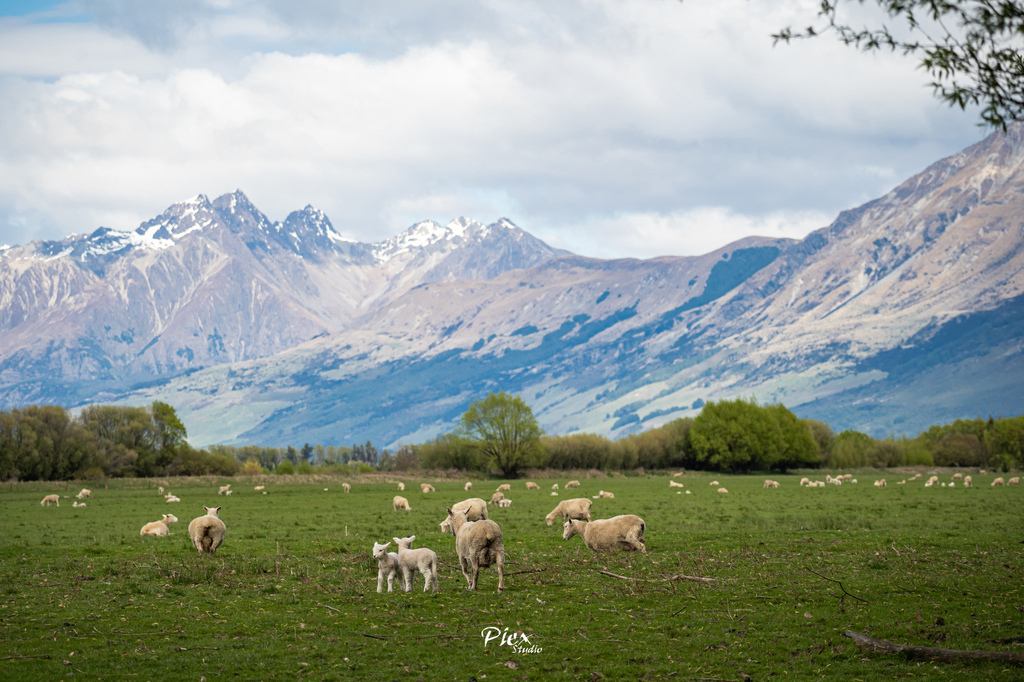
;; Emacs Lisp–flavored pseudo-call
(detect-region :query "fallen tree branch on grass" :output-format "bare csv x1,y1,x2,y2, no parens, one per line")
844,630,1024,665
596,569,731,583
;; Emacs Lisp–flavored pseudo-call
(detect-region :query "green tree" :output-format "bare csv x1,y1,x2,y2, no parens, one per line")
459,391,543,478
150,401,186,471
775,0,1024,129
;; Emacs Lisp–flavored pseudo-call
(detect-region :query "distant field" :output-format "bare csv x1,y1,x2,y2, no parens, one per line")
1,472,1022,680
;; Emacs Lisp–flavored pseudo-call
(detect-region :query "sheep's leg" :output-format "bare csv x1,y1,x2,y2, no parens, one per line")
496,551,504,593
469,563,479,591
459,556,473,588
377,569,385,593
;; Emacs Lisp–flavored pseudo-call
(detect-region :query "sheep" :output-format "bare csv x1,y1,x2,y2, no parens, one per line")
924,479,934,488
1009,477,1021,486
964,475,972,488
709,480,719,486
545,497,593,526
926,475,939,486
763,480,779,488
490,492,506,505
158,486,165,494
799,477,810,486
397,482,405,491
140,514,178,536
371,541,405,593
254,485,265,491
669,480,685,488
563,514,646,552
593,490,614,498
393,495,412,511
551,483,559,490
897,479,906,485
717,487,728,494
565,480,580,488
166,495,181,503
443,507,504,592
188,506,226,555
72,501,86,508
525,482,540,490
951,473,963,481
76,488,92,499
464,481,472,491
439,498,489,533
342,482,351,493
949,481,955,487
992,477,1005,486
841,474,853,481
496,484,511,492
672,472,683,478
874,479,887,487
420,483,435,493
979,469,988,475
40,494,60,507
497,498,512,508
393,535,439,593
218,484,231,495
551,491,559,496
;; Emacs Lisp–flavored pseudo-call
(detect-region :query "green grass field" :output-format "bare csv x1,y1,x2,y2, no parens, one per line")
1,471,1022,680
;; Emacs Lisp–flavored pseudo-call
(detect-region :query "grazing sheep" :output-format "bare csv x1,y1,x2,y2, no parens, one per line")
672,472,683,478
496,484,511,492
763,480,779,488
992,477,1005,487
924,479,934,488
188,506,226,555
342,482,351,493
551,483,559,490
397,482,405,491
545,498,593,526
393,495,412,511
717,487,728,494
420,483,435,493
964,475,973,488
951,473,963,481
926,475,939,486
497,498,512,508
218,484,231,495
490,492,506,505
372,541,404,593
443,507,504,592
525,482,540,490
1009,477,1021,486
593,490,614,498
910,473,922,480
979,469,988,475
841,474,853,481
799,477,810,486
393,535,439,593
464,481,472,491
565,480,580,489
669,480,685,488
563,515,646,552
140,514,179,536
439,498,489,533
76,488,92,499
40,494,60,507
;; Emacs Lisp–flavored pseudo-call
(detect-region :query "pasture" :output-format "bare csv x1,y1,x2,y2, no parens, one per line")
1,472,1022,680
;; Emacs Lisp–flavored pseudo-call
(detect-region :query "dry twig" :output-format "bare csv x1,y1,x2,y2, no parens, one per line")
844,630,1024,664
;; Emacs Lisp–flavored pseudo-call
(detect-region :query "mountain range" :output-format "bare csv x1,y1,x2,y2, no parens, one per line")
2,126,1023,448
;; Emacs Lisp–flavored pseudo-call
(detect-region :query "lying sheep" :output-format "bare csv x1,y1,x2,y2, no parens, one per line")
565,480,580,489
497,498,512,508
76,488,92,499
393,495,412,511
874,479,887,487
444,507,504,592
464,481,472,491
709,480,719,486
563,514,646,552
545,497,593,526
372,541,405,593
490,492,505,505
440,498,489,533
72,501,86,508
166,495,181,503
992,477,1005,486
40,494,60,507
397,482,405,491
669,480,685,488
420,483,435,493
254,485,265,491
525,482,540,490
393,535,439,593
964,475,973,488
717,487,728,494
496,483,511,492
342,482,351,493
1009,477,1021,486
140,514,178,536
551,491,559,496
188,506,226,555
593,490,614,498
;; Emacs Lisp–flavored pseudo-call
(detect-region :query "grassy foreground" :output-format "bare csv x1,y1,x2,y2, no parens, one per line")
1,472,1022,681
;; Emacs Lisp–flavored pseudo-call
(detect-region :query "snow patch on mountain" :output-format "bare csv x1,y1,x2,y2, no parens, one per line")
373,218,487,263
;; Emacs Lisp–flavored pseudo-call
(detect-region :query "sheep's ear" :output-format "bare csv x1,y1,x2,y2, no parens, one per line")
215,506,222,513
393,537,401,544
409,535,415,542
446,507,453,515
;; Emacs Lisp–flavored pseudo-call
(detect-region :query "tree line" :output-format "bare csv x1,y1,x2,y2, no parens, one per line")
1,394,1022,482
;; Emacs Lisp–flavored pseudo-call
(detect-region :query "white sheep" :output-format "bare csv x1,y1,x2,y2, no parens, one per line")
1009,477,1021,486
496,483,511,492
926,475,939,486
909,473,922,480
440,498,489,533
964,475,973,488
188,506,226,555
158,486,165,494
563,514,646,552
525,482,540,490
497,498,512,508
874,479,887,487
464,481,472,491
799,477,810,486
763,480,779,488
166,495,181,503
669,480,685,488
72,501,86,508
393,535,439,593
490,491,506,505
393,495,412,511
342,482,351,493
593,490,614,499
551,483,559,490
218,484,231,495
551,491,559,496
951,473,963,481
443,507,504,592
371,541,405,593
40,494,60,507
420,483,435,493
545,497,593,526
397,482,405,491
76,488,92,499
565,480,580,488
709,480,719,486
140,513,178,536
717,487,728,494
992,477,1005,486
254,485,265,491
672,472,683,478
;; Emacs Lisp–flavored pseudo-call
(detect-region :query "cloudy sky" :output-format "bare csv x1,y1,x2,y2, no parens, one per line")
0,0,986,259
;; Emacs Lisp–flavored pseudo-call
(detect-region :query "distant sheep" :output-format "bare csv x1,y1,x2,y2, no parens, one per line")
464,481,472,491
397,482,405,491
992,477,1005,487
545,497,593,526
72,501,86,508
420,483,435,493
254,485,265,491
551,491,559,496
188,506,226,555
551,483,559,490
40,494,60,507
874,479,887,487
926,475,939,486
158,486,165,494
76,488,92,499
951,473,963,481
218,484,231,495
717,487,728,494
563,514,646,552
672,472,683,478
342,482,351,493
763,480,779,489
799,477,810,486
166,495,181,503
525,482,540,490
909,473,922,480
669,480,685,488
372,541,404,593
964,475,972,488
709,480,719,486
393,535,439,593
444,507,505,592
140,513,178,536
1009,477,1021,486
496,484,511,492
497,498,512,508
565,480,580,489
593,490,614,498
439,498,489,533
490,492,505,505
393,495,412,511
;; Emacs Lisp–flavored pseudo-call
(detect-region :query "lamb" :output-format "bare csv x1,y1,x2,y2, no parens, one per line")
565,480,580,488
926,475,939,486
40,494,60,507
496,483,511,492
709,480,719,486
342,482,351,493
443,507,504,592
420,483,435,493
593,490,614,498
158,486,165,494
188,506,226,555
218,484,231,495
799,477,810,487
717,487,728,494
393,495,412,511
545,497,593,526
992,477,1005,486
254,485,265,491
669,480,685,488
563,514,646,552
490,492,506,505
1009,477,1021,486
874,479,887,487
76,488,92,499
140,513,178,536
551,483,559,490
397,482,405,491
393,535,439,593
525,482,540,490
551,491,559,496
763,479,779,488
497,498,512,508
964,475,972,488
951,473,963,481
166,495,181,503
464,481,472,491
439,498,489,533
371,541,405,593
72,501,86,507
672,472,683,478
